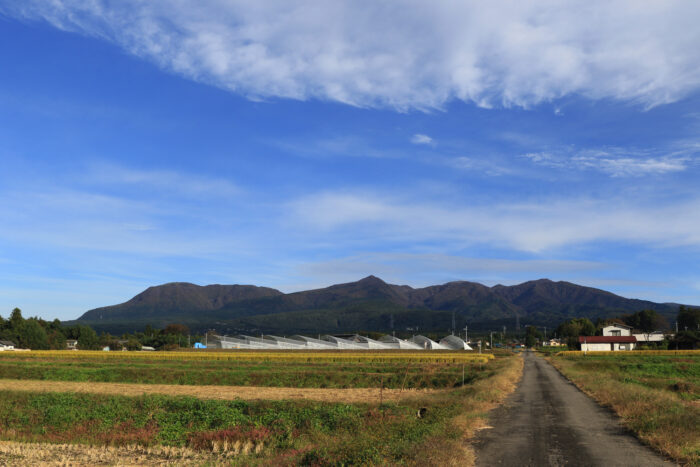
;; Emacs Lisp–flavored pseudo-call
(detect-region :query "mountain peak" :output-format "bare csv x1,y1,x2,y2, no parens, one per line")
357,275,386,285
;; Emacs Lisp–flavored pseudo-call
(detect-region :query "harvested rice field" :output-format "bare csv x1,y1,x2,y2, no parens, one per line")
0,350,521,465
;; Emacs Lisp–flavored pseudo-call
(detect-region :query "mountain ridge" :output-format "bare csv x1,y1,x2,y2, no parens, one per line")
73,276,683,334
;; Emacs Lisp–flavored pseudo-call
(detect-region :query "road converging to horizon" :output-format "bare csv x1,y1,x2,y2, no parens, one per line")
473,351,674,466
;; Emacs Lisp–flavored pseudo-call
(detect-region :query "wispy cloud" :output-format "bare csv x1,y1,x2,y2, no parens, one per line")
85,163,241,198
523,142,699,177
4,1,700,110
272,136,403,159
410,134,433,145
288,191,700,252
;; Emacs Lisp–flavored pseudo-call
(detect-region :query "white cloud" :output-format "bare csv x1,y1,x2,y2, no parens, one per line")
4,1,700,110
410,134,433,145
288,191,700,252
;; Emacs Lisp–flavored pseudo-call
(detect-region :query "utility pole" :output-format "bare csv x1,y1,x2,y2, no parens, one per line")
452,311,456,335
490,331,493,350
464,326,468,343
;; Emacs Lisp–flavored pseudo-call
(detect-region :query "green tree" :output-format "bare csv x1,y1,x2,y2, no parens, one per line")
77,325,100,350
18,319,49,350
47,329,67,350
556,318,595,348
524,325,542,347
677,306,700,332
125,337,142,351
9,308,23,330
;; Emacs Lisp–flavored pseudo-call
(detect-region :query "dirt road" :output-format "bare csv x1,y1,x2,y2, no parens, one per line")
0,378,433,404
473,351,674,466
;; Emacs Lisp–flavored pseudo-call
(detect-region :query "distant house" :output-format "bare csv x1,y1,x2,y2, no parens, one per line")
543,338,563,347
579,335,637,351
602,323,632,337
633,331,666,343
0,340,15,351
66,339,78,350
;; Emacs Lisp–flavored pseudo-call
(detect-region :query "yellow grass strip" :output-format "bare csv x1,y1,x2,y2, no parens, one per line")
0,378,435,404
0,440,233,466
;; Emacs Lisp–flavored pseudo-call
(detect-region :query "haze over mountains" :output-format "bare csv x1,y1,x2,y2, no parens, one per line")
73,276,681,335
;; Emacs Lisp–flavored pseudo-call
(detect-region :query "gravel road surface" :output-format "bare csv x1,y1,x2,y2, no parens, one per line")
473,351,674,466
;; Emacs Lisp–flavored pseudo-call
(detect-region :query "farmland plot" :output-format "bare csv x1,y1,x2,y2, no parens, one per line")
0,350,520,465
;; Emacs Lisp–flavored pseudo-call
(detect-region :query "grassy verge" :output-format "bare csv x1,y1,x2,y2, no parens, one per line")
549,353,699,465
401,352,524,466
0,354,522,465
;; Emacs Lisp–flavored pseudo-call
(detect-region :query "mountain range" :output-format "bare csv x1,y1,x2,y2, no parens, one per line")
72,276,682,335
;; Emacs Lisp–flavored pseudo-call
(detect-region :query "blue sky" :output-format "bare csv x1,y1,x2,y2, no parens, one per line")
1,1,700,321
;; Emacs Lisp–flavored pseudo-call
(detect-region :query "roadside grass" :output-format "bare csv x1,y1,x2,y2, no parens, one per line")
404,353,524,466
549,353,699,465
535,346,568,356
0,353,522,465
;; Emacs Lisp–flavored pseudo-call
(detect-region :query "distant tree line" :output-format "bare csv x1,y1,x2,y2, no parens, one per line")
0,308,202,351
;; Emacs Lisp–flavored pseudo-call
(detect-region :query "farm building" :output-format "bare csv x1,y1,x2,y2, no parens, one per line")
66,339,78,350
264,335,307,349
289,335,337,349
0,340,15,351
579,335,637,351
602,323,632,336
379,335,423,349
409,335,447,350
633,331,666,343
439,335,473,350
350,335,394,349
206,333,478,350
543,338,563,347
322,335,367,349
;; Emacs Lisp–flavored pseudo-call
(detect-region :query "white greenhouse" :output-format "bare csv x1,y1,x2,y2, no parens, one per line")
207,332,477,351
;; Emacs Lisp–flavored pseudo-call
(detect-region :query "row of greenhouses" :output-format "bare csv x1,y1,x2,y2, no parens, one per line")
209,333,473,350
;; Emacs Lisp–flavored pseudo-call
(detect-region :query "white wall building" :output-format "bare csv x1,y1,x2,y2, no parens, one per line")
579,335,637,351
0,340,15,351
602,323,632,336
633,331,666,343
